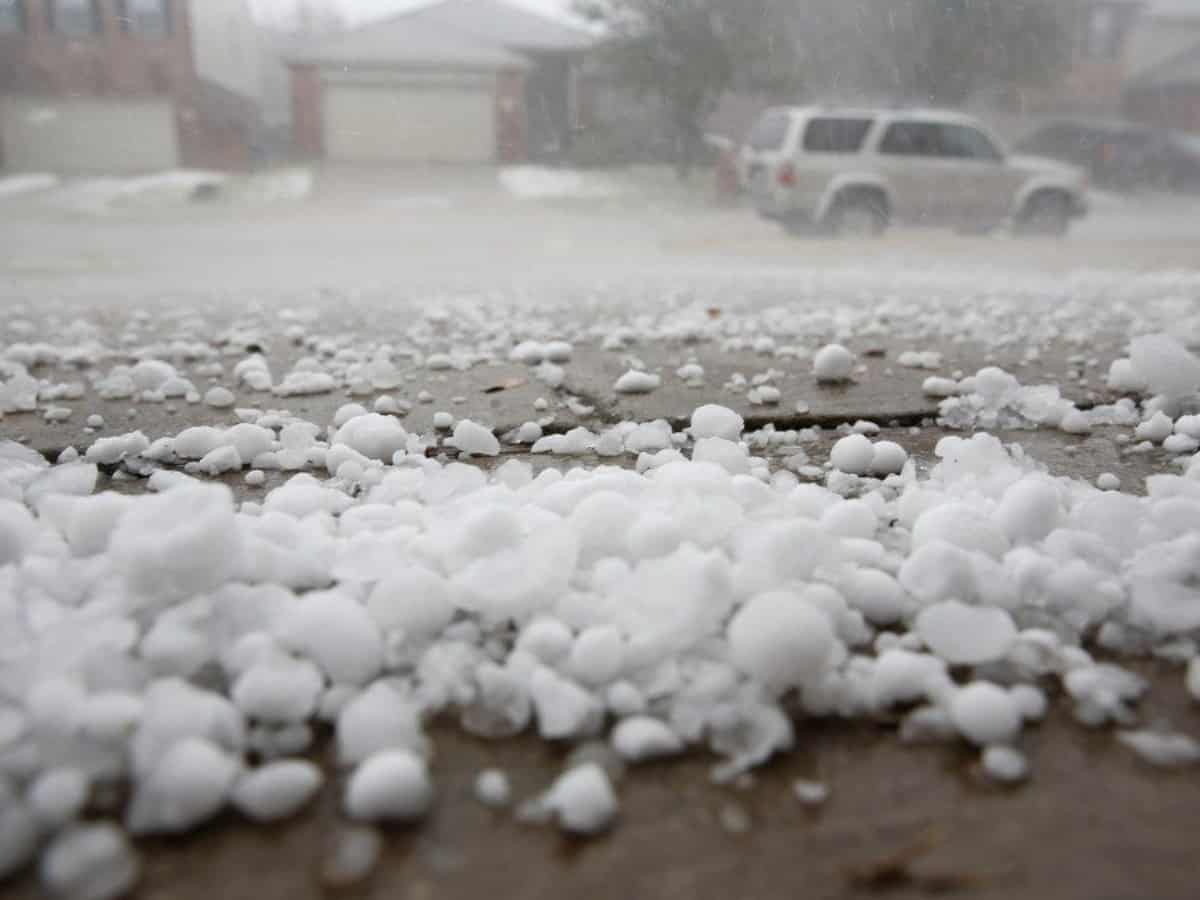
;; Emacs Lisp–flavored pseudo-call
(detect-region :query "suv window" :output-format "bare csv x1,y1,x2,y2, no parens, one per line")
938,124,1003,162
878,121,943,157
746,112,791,152
803,117,873,154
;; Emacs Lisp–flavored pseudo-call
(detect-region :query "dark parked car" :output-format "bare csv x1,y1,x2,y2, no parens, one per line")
1015,120,1200,192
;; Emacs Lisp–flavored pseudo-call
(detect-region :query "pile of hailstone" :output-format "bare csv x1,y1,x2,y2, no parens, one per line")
4,387,1200,896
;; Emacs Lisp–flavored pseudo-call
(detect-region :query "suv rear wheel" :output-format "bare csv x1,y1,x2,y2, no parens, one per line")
1015,191,1071,237
825,191,888,238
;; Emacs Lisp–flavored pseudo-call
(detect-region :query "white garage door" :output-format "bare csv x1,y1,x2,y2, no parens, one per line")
0,96,178,174
323,82,495,164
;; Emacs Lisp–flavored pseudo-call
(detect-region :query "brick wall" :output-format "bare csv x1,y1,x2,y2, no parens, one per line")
0,0,195,97
288,63,322,159
495,69,526,163
1,0,261,171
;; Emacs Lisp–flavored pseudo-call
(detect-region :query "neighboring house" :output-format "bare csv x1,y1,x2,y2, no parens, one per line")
0,0,266,173
1124,0,1200,132
285,0,596,165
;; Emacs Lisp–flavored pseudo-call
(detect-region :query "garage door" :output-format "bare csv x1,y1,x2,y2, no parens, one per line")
0,96,178,174
323,83,495,164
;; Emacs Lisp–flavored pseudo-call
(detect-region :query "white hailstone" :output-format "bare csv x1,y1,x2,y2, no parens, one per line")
791,780,830,806
27,768,89,830
224,424,274,461
343,750,433,823
126,738,240,835
366,566,455,639
871,649,948,710
606,682,647,717
474,770,512,809
544,341,573,362
433,411,454,430
692,437,751,475
39,823,140,900
0,499,36,566
321,827,382,888
193,445,241,476
203,387,236,408
611,717,684,762
540,764,618,835
869,441,908,475
567,625,624,686
0,805,39,880
231,656,324,725
1106,358,1147,393
244,470,266,487
749,385,781,405
231,760,323,823
910,502,1009,559
1187,658,1200,703
110,483,242,600
840,568,907,626
1135,411,1174,444
516,619,573,663
1059,409,1092,434
86,414,105,428
916,601,1018,665
277,590,383,686
449,419,500,457
333,404,369,428
1163,434,1199,454
172,426,223,460
333,414,409,461
1010,684,1047,722
727,591,836,692
1118,730,1200,768
1129,334,1200,400
513,422,543,444
830,434,874,475
510,341,545,365
131,360,177,390
337,682,427,766
813,344,855,383
529,667,603,740
922,376,960,397
613,370,661,394
950,683,1022,747
690,404,744,441
820,499,877,539
79,693,143,744
981,745,1029,783
84,431,149,465
1097,472,1120,491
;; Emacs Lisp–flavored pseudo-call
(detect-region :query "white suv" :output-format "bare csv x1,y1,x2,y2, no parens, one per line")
741,107,1089,237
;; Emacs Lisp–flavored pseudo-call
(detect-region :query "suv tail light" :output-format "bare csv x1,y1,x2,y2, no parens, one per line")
777,162,796,187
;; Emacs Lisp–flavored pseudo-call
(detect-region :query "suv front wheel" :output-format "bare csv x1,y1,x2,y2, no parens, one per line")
1014,191,1072,237
824,191,889,238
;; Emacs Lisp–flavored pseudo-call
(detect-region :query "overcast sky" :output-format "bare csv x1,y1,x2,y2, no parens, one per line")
251,0,578,27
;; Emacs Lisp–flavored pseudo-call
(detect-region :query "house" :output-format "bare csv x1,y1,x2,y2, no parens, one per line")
1123,0,1200,132
0,0,267,173
285,0,596,165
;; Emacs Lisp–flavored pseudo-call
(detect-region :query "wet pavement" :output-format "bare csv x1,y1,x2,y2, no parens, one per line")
4,177,1200,899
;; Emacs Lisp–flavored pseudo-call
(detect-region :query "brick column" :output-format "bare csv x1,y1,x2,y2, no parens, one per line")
290,64,324,159
495,69,527,164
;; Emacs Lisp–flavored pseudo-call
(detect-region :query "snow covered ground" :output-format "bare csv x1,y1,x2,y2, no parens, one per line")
1,188,1200,899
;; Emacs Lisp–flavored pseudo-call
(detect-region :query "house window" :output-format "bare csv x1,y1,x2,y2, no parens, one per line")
49,0,101,37
1081,3,1126,60
0,0,26,34
120,0,171,38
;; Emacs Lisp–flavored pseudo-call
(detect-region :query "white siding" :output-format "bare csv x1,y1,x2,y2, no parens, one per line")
322,81,496,163
0,96,178,173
